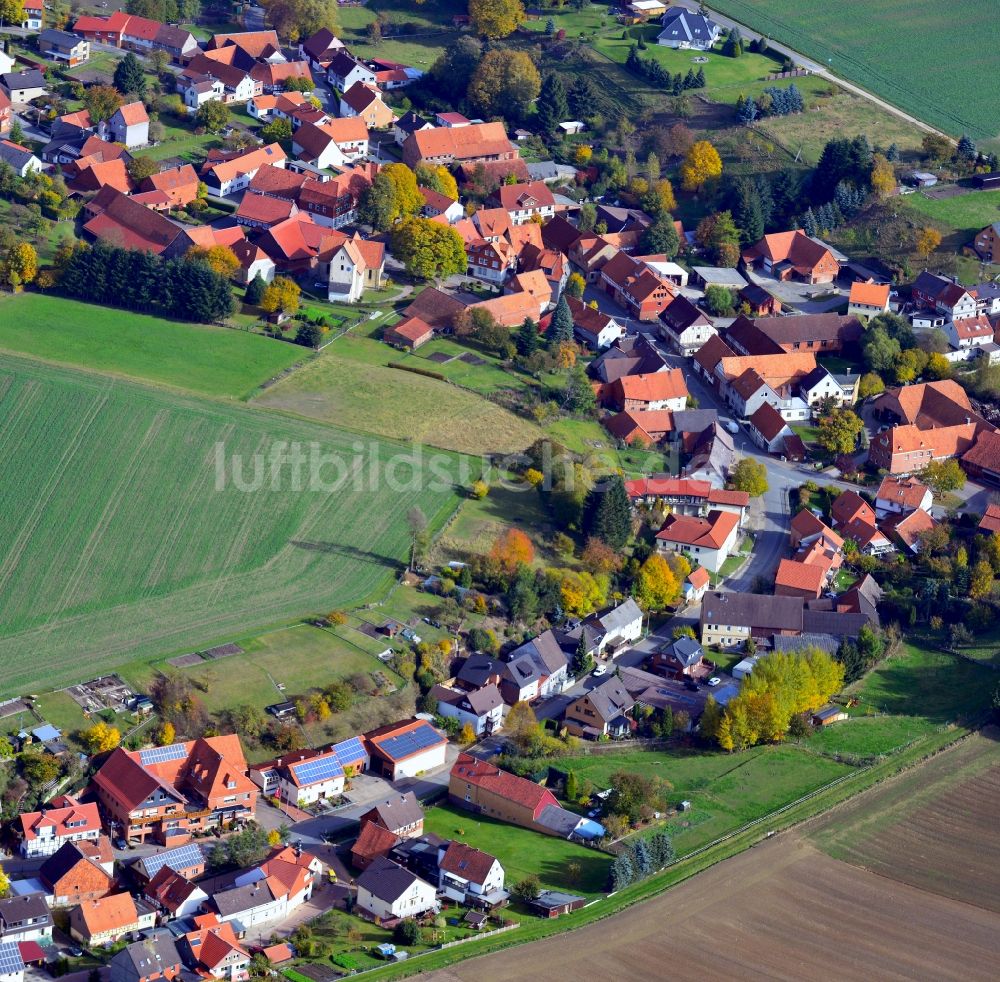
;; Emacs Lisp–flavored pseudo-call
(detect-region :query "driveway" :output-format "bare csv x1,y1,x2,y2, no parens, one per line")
742,268,847,313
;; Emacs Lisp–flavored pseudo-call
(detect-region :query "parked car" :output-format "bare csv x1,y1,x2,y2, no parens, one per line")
707,676,721,687
592,663,608,677
719,417,740,435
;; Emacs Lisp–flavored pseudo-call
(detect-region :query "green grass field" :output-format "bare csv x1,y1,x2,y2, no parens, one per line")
799,714,940,758
423,802,610,896
0,295,307,400
706,0,1000,139
0,357,462,695
903,189,1000,241
560,745,852,855
336,0,463,71
252,340,542,455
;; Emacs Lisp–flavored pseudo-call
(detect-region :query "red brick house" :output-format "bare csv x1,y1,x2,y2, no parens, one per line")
40,842,114,906
402,122,516,169
599,250,676,320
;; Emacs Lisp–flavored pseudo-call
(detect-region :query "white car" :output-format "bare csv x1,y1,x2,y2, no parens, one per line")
719,418,740,435
592,663,608,677
707,676,722,687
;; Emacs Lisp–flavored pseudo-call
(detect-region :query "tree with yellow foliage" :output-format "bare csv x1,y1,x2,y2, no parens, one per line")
555,341,577,369
459,723,477,745
187,245,241,280
415,163,459,201
467,48,539,120
468,0,525,38
634,553,680,609
556,568,608,615
574,145,593,166
2,241,38,289
679,140,722,192
83,720,121,754
157,721,176,746
869,153,895,197
260,276,301,315
915,226,942,258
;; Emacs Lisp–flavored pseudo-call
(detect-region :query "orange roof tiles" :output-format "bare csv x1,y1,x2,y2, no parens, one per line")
849,280,890,307
775,558,825,596
656,509,739,549
613,369,688,404
979,503,1000,533
875,476,931,510
687,566,710,590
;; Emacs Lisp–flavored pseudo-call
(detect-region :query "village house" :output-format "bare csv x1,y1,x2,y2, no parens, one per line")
747,401,795,453
0,895,52,944
651,635,711,679
911,271,978,323
774,558,828,599
298,28,345,72
178,916,249,980
355,858,438,922
0,139,41,178
201,144,287,197
359,793,425,840
402,121,517,169
131,843,206,886
625,476,750,525
0,90,11,136
562,599,645,659
882,507,938,554
350,822,400,872
69,894,155,947
138,164,199,209
736,312,863,356
21,0,42,29
656,5,720,47
741,230,840,284
38,29,90,67
449,754,602,841
0,70,46,103
363,719,448,781
874,476,933,517
323,234,385,303
430,682,504,736
659,295,717,356
143,867,208,919
339,82,395,128
589,333,671,383
248,736,368,806
40,841,114,906
847,280,891,322
974,221,1000,263
91,735,257,845
599,250,677,320
605,369,689,412
798,366,858,416
109,936,183,982
211,847,321,929
504,629,572,698
73,13,198,61
418,185,463,223
16,796,101,859
655,509,740,573
943,312,995,354
489,181,556,224
437,841,506,908
563,677,636,740
393,109,433,145
602,408,675,445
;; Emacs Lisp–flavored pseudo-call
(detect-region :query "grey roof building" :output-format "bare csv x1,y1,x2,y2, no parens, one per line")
110,935,183,982
656,7,721,49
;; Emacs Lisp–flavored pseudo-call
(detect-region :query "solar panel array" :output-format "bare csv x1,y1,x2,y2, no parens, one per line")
376,722,442,761
330,736,367,766
290,754,344,786
143,842,205,878
0,943,23,976
139,742,189,766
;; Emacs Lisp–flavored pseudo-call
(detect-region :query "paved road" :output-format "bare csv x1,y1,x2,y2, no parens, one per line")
675,0,948,140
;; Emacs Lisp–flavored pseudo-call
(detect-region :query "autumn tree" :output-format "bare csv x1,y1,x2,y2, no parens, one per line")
925,352,952,381
969,560,995,601
858,372,884,399
359,163,422,230
261,117,293,144
157,721,176,746
414,163,458,200
127,155,159,182
469,0,525,38
490,528,534,573
459,722,477,745
817,408,864,455
260,276,301,315
187,245,240,279
869,153,895,197
642,178,677,216
264,0,338,42
504,700,541,754
634,553,680,609
389,216,466,280
565,272,585,298
915,226,942,258
920,458,965,493
556,568,608,616
679,139,722,192
82,721,121,754
467,48,540,121
84,85,123,124
2,241,37,288
0,0,25,28
580,537,622,575
730,458,768,497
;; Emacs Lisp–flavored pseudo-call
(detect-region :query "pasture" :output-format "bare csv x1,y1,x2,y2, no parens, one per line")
903,189,1000,244
0,294,306,400
559,744,852,855
427,834,1000,982
422,802,610,897
0,357,462,696
706,0,1000,139
251,341,542,455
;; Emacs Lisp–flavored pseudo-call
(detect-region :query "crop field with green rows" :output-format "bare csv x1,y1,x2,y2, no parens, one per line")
0,357,462,695
707,0,1000,140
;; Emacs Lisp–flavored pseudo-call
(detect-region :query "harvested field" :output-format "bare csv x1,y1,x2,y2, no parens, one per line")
430,835,1000,982
810,729,1000,912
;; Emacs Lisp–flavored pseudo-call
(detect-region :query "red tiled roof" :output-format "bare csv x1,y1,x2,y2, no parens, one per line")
749,401,788,442
687,566,710,590
351,820,398,862
450,753,557,813
875,476,930,511
237,192,297,224
19,797,100,844
656,509,739,549
849,281,890,306
438,841,497,884
74,893,139,938
775,558,825,596
409,121,513,161
613,369,688,404
116,101,148,126
831,490,876,528
979,502,1000,533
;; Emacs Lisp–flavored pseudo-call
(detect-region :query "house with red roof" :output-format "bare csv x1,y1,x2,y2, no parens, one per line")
599,250,677,321
69,893,155,946
774,558,827,599
350,821,399,871
144,867,209,919
747,401,794,453
40,841,115,906
847,280,890,322
138,164,199,208
402,121,517,169
324,233,385,303
882,507,937,554
741,229,840,284
979,502,1000,534
339,81,394,129
298,28,345,73
178,916,249,981
292,117,368,169
488,180,555,225
90,735,257,845
17,795,101,859
605,369,689,412
437,841,505,907
655,509,740,573
874,476,933,517
684,565,711,604
104,102,148,148
82,189,185,254
624,475,749,524
363,719,447,781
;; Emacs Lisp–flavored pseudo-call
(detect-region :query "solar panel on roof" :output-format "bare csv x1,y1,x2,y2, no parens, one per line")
330,736,367,765
376,723,442,760
289,754,343,786
0,943,24,976
143,842,204,878
139,742,188,766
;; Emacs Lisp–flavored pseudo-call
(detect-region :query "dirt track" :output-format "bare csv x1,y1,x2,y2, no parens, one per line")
429,835,1000,982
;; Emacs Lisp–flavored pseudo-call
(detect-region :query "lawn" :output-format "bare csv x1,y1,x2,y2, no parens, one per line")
847,637,998,724
903,189,1000,241
706,0,1000,138
251,342,542,455
0,356,462,696
145,119,223,163
560,744,852,855
423,802,611,897
799,714,940,758
335,0,464,71
0,294,308,400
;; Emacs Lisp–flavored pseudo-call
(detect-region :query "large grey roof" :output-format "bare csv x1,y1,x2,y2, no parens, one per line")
534,805,583,837
701,592,805,633
583,676,634,723
111,935,182,982
358,857,424,903
667,636,703,667
658,7,720,42
212,880,276,917
364,792,424,833
594,598,642,638
509,629,569,677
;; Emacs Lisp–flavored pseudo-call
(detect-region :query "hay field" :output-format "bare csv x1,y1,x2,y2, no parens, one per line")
0,357,461,694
